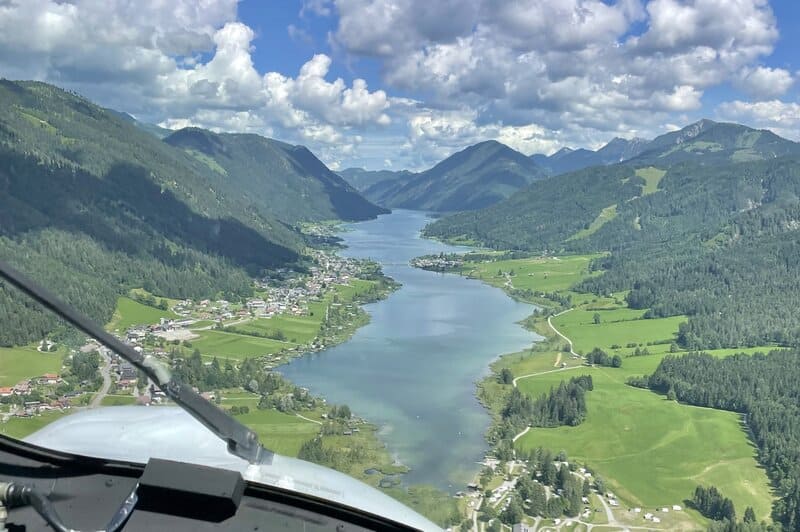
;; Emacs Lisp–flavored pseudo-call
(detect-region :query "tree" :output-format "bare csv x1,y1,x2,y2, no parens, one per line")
501,495,524,525
744,506,756,523
593,312,601,325
611,354,622,368
499,367,514,385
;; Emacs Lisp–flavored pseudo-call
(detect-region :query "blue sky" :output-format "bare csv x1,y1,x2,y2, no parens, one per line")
0,1,798,170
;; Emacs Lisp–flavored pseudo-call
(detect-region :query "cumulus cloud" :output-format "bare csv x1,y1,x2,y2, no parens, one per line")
329,0,783,166
717,99,800,140
0,0,791,171
0,0,393,168
735,66,794,99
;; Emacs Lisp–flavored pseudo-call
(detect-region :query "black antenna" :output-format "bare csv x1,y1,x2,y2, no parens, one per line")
0,259,270,465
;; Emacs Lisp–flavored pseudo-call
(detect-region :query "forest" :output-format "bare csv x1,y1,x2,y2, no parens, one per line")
495,375,593,442
639,350,800,529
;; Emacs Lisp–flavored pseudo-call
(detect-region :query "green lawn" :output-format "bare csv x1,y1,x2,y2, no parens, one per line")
635,166,666,196
515,355,774,522
0,346,62,386
100,394,138,406
192,330,295,360
0,410,69,439
233,314,321,344
551,307,686,355
220,394,319,456
469,253,775,524
107,296,177,331
567,204,618,241
467,254,603,293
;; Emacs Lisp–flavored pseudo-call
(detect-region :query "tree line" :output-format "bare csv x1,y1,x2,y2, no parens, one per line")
639,350,800,529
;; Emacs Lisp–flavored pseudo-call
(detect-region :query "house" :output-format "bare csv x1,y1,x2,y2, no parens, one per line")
39,373,60,385
13,381,31,395
672,505,682,511
0,387,13,397
512,524,530,532
119,363,137,380
644,512,654,521
652,517,661,524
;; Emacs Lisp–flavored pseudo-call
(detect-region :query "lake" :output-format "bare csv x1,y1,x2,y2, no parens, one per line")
280,209,538,489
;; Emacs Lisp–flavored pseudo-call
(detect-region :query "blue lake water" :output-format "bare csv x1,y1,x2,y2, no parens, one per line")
279,209,538,489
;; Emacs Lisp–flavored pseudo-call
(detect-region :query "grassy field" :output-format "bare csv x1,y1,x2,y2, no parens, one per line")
0,346,62,386
465,254,604,293
232,314,321,344
551,307,686,355
567,204,618,241
107,296,177,332
192,330,295,360
191,279,379,361
515,355,774,522
635,166,666,195
100,394,138,406
464,253,775,524
0,410,69,439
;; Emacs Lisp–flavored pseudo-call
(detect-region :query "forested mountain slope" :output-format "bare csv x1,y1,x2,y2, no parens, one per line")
165,128,388,222
425,121,800,349
366,140,547,211
0,80,377,346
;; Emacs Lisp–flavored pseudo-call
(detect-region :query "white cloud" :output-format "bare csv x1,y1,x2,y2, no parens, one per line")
0,0,791,171
735,66,794,99
717,100,800,140
329,0,782,166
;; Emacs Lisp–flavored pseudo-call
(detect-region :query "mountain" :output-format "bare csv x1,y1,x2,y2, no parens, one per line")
367,140,547,211
165,128,388,223
426,120,800,253
425,119,800,351
530,137,649,175
0,79,376,346
338,167,417,192
631,119,800,164
108,110,172,139
596,137,650,163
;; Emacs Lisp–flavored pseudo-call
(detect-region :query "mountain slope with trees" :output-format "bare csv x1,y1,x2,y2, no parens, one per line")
165,128,388,223
0,79,378,346
425,120,800,349
366,140,547,211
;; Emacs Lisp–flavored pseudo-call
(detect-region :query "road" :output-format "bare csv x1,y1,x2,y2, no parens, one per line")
89,349,112,408
511,308,581,388
295,413,323,425
547,308,578,356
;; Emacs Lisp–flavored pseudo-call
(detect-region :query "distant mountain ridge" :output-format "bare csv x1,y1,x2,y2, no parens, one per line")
531,137,649,175
338,167,417,192
426,119,800,252
363,140,547,212
165,128,388,223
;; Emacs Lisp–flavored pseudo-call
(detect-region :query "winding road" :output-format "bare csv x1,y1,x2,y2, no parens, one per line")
89,349,112,408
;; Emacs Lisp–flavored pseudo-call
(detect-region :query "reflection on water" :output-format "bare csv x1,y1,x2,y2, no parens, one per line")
280,209,539,489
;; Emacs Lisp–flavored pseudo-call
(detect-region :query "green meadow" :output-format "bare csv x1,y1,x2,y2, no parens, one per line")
191,279,379,361
0,346,62,386
466,253,604,293
192,330,294,360
219,393,320,456
465,253,775,524
107,296,177,331
0,410,69,439
515,355,774,522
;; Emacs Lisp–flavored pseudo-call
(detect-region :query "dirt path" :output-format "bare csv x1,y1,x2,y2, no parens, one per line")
295,413,323,425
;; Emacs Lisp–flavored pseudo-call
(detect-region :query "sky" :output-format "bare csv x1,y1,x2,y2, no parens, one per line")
0,0,799,171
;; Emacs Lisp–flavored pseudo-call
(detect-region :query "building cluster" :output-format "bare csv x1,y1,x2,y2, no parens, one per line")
410,255,463,272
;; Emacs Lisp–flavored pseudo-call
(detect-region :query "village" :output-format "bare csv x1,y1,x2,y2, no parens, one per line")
0,249,387,425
